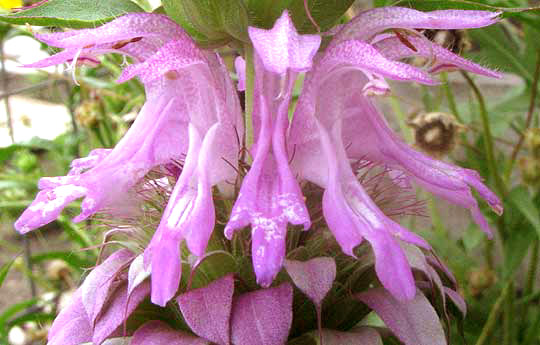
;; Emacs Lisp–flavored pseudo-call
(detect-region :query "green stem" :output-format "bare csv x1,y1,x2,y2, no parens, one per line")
523,308,540,345
504,49,540,183
461,71,506,197
440,72,462,123
525,239,539,297
390,96,413,143
475,280,513,345
244,44,255,154
502,282,514,345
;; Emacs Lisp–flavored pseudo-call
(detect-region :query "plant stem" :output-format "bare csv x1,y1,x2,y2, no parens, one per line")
461,71,506,197
440,72,462,122
389,96,413,143
475,280,513,345
502,282,514,345
505,49,540,183
243,43,255,154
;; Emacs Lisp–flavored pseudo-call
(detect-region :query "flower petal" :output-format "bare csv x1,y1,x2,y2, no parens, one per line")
374,34,501,78
225,56,310,287
320,39,436,85
35,13,185,48
336,7,500,42
117,39,206,84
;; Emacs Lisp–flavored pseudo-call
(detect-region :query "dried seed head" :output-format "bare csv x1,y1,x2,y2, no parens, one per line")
409,112,461,157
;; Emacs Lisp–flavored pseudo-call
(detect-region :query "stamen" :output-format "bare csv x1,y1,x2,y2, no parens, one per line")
69,48,83,86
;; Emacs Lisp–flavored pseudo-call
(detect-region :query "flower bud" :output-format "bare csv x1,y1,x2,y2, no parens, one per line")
468,267,496,297
75,100,100,128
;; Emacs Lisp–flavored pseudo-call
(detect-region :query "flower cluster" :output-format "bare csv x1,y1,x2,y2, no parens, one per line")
15,6,502,345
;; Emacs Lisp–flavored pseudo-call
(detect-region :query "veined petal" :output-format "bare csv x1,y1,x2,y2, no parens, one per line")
248,10,321,74
335,6,501,42
374,34,501,78
117,39,206,84
225,56,310,287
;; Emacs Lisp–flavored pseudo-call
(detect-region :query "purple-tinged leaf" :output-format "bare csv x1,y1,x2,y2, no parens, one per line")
401,243,429,275
128,254,151,296
177,274,234,345
93,281,150,345
81,338,132,345
82,249,134,326
356,288,446,345
230,283,293,345
48,316,92,345
284,257,336,307
319,328,383,345
132,321,210,345
444,287,467,316
48,289,88,342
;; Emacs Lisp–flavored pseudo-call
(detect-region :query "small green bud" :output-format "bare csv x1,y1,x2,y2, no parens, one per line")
518,156,540,186
524,128,540,158
75,100,101,128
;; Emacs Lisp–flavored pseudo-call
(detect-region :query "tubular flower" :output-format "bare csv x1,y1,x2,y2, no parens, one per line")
14,13,242,306
15,5,504,315
224,11,317,286
288,7,502,300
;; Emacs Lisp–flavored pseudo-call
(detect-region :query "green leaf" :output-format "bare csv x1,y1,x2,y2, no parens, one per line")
508,186,540,238
162,0,210,41
0,137,56,163
287,0,355,33
0,259,15,289
467,25,533,82
243,0,290,29
503,220,535,278
218,0,249,41
30,251,91,270
0,0,144,29
0,299,38,329
57,216,96,254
